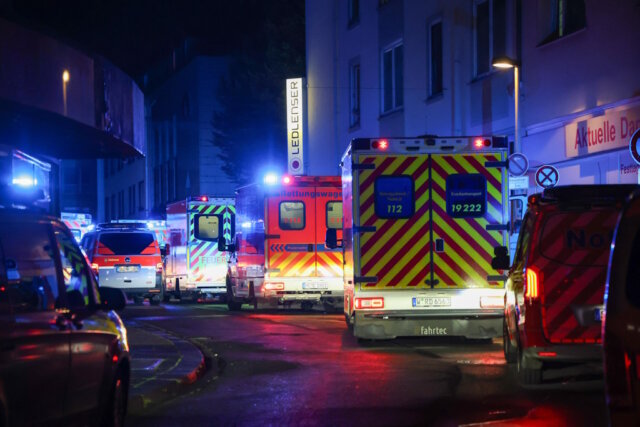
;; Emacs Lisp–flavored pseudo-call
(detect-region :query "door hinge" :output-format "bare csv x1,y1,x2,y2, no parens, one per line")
486,224,509,231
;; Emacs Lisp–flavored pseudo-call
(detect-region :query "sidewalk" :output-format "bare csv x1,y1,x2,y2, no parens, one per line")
126,321,207,413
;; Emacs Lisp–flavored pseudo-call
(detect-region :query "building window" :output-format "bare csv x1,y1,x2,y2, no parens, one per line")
539,0,586,44
349,62,361,127
128,185,135,215
474,0,507,77
118,190,124,218
428,20,443,96
138,180,145,211
381,42,403,113
348,0,359,27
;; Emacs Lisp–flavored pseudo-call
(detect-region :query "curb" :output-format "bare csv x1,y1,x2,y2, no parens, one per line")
127,323,208,414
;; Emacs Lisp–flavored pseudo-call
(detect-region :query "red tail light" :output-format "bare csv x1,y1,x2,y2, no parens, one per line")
355,297,384,309
538,351,557,357
91,263,99,276
200,196,208,202
372,139,388,150
282,175,292,185
525,268,539,300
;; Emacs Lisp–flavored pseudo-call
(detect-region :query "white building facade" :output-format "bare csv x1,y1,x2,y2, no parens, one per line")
305,0,640,189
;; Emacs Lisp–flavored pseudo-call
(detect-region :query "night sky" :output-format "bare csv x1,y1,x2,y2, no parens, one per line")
4,0,275,78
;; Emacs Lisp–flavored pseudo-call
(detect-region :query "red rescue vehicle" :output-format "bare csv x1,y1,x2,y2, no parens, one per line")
227,175,343,310
496,185,637,384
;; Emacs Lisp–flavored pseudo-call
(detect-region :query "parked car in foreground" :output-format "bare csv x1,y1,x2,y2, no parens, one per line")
0,208,129,426
603,188,640,426
494,185,638,384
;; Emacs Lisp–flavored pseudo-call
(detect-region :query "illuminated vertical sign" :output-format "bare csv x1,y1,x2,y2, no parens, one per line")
286,78,304,175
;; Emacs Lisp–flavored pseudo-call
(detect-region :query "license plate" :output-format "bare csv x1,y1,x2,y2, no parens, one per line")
117,265,139,273
302,282,328,290
595,307,605,322
413,297,451,307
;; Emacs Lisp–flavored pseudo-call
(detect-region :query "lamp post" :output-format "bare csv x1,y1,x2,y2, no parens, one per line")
62,69,70,116
492,56,520,152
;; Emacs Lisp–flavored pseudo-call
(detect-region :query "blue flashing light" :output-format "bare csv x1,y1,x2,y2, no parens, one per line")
241,221,252,229
12,176,37,187
263,173,278,185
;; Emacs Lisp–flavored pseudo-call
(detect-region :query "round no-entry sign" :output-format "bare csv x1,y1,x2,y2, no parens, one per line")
508,153,529,177
535,165,559,189
629,129,640,165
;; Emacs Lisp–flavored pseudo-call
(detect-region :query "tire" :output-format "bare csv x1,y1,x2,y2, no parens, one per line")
149,296,160,306
503,317,517,364
226,277,242,311
345,313,354,331
103,372,127,427
517,346,542,385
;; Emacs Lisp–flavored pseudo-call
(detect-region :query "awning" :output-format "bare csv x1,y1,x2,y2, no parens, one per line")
0,97,143,159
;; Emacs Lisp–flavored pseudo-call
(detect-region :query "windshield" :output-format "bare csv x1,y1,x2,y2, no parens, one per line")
98,232,156,255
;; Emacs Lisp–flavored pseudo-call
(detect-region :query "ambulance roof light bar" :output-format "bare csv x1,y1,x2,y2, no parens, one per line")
352,136,508,152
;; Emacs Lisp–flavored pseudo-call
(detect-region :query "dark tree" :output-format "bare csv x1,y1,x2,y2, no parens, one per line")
212,0,305,185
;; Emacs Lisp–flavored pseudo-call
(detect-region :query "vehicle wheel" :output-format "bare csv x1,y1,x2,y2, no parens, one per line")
103,373,127,427
150,296,160,306
503,317,517,364
226,277,242,311
517,346,542,385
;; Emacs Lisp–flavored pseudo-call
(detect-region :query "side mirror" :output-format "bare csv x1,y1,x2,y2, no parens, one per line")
491,246,510,270
218,237,235,253
99,287,126,311
161,243,170,257
325,229,342,249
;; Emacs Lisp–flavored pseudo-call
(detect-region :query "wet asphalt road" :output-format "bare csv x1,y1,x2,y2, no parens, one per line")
123,303,608,427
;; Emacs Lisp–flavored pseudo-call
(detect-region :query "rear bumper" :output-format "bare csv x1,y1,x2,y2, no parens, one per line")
522,344,603,367
353,309,503,339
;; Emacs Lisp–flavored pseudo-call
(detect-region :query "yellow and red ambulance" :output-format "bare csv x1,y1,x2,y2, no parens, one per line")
227,175,343,310
336,136,509,339
165,196,235,301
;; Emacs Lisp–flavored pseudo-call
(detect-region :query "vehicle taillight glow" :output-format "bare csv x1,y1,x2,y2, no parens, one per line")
355,297,384,309
525,268,539,299
282,175,292,185
91,263,99,273
537,351,557,357
372,139,389,150
264,282,284,291
156,262,163,272
200,196,208,202
474,138,484,148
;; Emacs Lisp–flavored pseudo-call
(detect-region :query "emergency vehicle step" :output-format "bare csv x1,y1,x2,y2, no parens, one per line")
354,226,376,233
485,224,509,231
355,276,378,283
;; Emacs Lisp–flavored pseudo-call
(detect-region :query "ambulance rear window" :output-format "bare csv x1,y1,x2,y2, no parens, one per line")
326,201,343,229
279,201,305,230
195,215,220,241
539,211,614,267
445,174,487,218
98,232,156,255
374,176,414,219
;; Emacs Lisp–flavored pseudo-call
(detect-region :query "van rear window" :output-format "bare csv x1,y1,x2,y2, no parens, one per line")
280,201,305,230
539,211,614,266
326,201,343,229
99,232,156,255
195,214,219,241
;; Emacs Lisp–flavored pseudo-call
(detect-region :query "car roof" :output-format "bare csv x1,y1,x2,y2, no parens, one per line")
0,207,62,225
531,185,639,209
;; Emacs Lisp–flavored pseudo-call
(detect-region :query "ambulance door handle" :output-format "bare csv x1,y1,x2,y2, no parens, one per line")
435,239,445,253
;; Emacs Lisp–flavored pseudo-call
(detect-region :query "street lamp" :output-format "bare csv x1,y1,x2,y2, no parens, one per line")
492,56,520,152
62,69,70,115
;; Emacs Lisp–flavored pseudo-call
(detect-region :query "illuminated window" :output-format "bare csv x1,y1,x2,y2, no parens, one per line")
381,42,403,113
279,201,305,230
326,201,343,230
195,215,220,241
